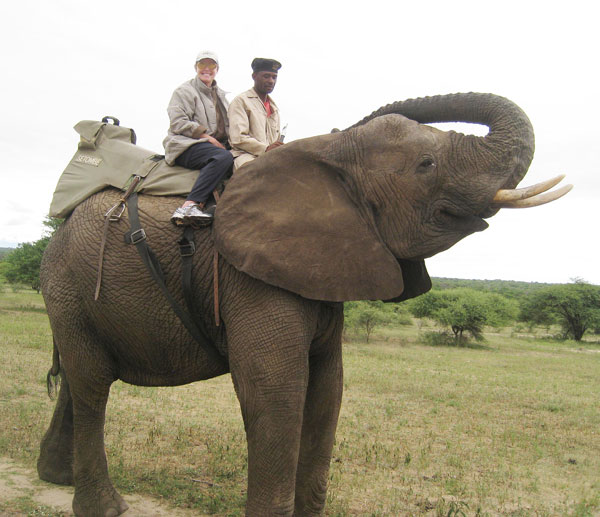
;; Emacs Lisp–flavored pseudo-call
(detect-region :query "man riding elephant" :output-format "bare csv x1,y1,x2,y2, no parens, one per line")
228,57,284,172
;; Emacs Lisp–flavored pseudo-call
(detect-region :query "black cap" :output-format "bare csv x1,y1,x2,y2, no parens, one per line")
251,58,282,73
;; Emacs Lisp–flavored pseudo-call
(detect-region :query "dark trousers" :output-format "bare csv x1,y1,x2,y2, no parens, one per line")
175,142,233,204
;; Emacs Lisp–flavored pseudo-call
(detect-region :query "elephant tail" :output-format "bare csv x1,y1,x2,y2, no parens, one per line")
46,337,61,400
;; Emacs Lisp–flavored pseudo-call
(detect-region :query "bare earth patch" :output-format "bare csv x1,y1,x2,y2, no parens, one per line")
0,457,201,517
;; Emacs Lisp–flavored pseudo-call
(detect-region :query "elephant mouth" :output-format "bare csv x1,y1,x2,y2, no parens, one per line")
436,207,489,233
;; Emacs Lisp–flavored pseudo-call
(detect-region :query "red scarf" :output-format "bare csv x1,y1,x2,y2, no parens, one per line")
263,98,272,117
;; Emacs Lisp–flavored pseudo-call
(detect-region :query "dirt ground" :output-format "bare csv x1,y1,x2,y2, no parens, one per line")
0,457,200,516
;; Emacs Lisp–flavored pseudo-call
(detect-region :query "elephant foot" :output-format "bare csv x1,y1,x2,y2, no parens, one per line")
38,370,75,486
37,451,74,486
73,485,129,517
246,502,295,516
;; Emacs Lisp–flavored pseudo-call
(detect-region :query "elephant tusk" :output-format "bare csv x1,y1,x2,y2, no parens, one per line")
492,174,566,202
491,184,573,208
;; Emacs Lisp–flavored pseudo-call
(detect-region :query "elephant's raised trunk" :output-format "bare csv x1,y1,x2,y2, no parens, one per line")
344,92,573,215
346,92,535,193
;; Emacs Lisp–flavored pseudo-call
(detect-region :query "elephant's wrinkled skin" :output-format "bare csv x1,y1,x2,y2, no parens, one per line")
38,93,535,516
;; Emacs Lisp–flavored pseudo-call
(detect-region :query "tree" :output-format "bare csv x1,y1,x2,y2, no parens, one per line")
0,217,62,292
344,300,411,342
408,288,518,345
519,280,600,341
42,217,63,233
2,238,49,292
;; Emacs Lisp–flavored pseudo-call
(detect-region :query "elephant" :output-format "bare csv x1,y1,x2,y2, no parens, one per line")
37,93,569,516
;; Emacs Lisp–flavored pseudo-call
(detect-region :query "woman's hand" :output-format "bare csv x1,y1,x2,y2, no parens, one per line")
204,135,225,149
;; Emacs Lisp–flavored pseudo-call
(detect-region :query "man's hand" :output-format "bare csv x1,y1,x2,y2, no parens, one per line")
266,141,284,152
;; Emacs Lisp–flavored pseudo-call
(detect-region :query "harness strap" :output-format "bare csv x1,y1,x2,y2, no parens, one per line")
94,214,112,300
212,189,221,327
178,226,197,319
95,175,142,300
178,195,221,328
213,249,220,326
124,192,226,367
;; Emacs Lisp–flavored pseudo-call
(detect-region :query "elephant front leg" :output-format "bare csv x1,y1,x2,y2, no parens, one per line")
38,370,75,486
244,385,308,515
229,339,310,515
294,334,344,515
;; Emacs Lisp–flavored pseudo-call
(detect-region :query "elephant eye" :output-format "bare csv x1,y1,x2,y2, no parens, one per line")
416,157,436,174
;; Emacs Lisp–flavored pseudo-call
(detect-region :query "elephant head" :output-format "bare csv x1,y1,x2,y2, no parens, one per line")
214,93,569,302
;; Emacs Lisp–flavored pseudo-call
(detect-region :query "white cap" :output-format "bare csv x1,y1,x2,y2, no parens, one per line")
195,50,219,65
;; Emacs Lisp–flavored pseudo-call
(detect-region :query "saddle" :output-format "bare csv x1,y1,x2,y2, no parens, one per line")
49,116,200,218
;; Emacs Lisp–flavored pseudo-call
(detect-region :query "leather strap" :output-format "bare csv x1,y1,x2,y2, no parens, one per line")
94,214,112,300
178,221,219,327
95,175,142,300
178,226,197,319
124,192,226,367
213,249,220,327
212,189,221,327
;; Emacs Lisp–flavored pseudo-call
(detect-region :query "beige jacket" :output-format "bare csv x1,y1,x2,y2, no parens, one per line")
228,88,280,170
162,77,229,165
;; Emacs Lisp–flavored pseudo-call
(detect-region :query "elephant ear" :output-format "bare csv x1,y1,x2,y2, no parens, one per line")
214,133,430,302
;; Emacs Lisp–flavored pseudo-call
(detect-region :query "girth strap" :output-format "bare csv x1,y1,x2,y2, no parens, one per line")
124,192,226,367
177,220,220,327
177,226,200,321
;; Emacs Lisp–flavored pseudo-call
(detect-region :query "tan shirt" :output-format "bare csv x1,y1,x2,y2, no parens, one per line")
228,88,280,170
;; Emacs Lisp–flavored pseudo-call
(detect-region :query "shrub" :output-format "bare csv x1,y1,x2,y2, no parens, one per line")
344,301,411,342
419,330,456,347
519,279,600,341
407,288,518,345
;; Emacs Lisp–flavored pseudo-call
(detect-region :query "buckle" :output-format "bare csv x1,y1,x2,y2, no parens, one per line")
179,240,196,257
105,202,126,222
127,228,147,245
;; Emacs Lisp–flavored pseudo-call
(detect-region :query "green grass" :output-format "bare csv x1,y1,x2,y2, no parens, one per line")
0,498,68,517
1,289,599,515
0,286,47,314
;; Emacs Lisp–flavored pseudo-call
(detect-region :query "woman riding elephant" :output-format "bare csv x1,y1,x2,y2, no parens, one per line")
164,50,233,227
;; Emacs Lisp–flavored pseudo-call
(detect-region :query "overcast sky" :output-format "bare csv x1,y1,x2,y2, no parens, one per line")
1,0,598,285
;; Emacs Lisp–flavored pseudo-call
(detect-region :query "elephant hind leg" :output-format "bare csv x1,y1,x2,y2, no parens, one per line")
48,325,128,517
38,365,129,517
38,369,75,486
69,374,129,517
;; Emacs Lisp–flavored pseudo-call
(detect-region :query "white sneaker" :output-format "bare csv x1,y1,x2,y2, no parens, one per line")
170,207,187,226
184,204,215,227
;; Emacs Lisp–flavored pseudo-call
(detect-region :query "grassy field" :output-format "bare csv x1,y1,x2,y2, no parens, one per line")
1,287,599,516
